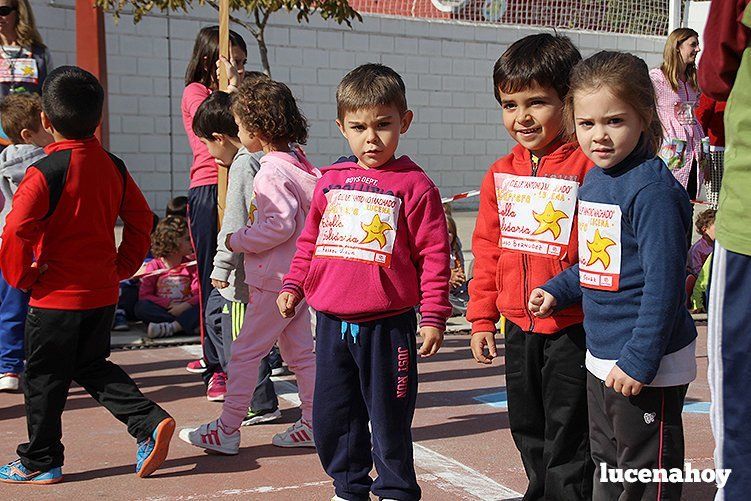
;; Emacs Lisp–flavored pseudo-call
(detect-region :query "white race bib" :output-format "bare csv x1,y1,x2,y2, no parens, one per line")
577,201,622,291
494,173,579,258
0,57,39,84
314,189,401,267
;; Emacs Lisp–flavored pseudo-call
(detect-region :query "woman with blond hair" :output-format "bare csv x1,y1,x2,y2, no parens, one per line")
650,27,705,200
0,0,50,97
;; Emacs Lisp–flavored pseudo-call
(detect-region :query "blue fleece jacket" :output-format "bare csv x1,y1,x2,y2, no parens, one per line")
542,152,697,384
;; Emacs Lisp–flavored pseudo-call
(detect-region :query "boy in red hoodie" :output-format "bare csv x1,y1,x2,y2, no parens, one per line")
0,67,174,485
279,63,451,501
467,34,594,500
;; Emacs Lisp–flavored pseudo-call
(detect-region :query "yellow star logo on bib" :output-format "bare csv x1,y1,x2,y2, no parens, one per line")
586,229,616,269
22,66,34,76
248,201,257,225
360,214,393,249
531,201,568,239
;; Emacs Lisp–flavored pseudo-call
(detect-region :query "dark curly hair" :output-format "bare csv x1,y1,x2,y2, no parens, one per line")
231,79,308,145
151,216,190,258
695,208,716,235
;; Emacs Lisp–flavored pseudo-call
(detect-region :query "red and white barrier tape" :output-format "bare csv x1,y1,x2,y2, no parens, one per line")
131,260,197,279
441,190,480,204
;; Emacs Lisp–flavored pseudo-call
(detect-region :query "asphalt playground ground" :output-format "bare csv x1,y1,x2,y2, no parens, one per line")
0,212,718,500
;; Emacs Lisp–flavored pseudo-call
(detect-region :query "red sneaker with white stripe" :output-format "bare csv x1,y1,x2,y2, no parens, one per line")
178,418,240,455
272,419,315,448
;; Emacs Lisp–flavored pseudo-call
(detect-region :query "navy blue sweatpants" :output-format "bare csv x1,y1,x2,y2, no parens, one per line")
708,243,751,500
313,310,420,501
0,269,29,374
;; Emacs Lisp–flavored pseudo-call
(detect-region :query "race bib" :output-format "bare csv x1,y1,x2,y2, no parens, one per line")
494,173,579,258
577,201,622,291
0,57,39,84
314,189,401,267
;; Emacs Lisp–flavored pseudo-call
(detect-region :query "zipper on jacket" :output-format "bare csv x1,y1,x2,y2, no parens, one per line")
523,154,540,332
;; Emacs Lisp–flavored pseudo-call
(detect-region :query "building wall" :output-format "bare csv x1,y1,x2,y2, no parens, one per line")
33,0,666,211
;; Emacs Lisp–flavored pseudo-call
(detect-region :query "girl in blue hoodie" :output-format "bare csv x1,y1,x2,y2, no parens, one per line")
529,51,697,501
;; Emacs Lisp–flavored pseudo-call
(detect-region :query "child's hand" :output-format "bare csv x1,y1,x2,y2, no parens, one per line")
449,268,466,287
470,331,497,364
211,279,229,289
225,233,233,252
528,288,557,318
277,292,299,318
168,301,191,316
418,326,444,357
605,365,645,397
215,55,242,90
21,262,47,292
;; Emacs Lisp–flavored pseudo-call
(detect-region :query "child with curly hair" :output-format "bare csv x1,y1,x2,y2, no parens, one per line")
180,79,320,454
136,216,200,339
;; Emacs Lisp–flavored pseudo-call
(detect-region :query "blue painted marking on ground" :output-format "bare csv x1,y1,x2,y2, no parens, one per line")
474,391,710,414
474,391,508,408
683,401,710,414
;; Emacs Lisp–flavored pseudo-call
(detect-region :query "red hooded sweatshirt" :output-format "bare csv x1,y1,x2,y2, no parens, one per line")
282,156,452,329
467,141,593,334
0,137,153,310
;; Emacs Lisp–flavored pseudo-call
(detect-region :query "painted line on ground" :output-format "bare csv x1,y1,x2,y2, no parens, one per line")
140,480,331,500
473,389,710,414
181,346,522,500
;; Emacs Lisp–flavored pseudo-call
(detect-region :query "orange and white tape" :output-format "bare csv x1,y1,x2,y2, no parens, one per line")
441,190,480,204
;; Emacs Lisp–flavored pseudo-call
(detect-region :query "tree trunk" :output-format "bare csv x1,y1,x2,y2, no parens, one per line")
256,30,272,78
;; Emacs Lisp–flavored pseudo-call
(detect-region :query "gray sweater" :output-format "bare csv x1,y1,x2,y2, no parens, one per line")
0,144,46,244
210,147,262,303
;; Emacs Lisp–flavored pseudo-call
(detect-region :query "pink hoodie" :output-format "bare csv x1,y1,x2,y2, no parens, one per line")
282,156,451,329
229,151,320,292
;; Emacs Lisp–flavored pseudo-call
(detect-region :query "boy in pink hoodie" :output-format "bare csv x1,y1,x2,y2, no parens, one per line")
180,80,320,454
278,64,451,501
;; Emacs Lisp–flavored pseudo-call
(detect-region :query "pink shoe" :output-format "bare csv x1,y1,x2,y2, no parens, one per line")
186,358,206,374
207,372,227,402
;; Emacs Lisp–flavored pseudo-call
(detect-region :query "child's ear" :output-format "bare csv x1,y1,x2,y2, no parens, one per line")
335,118,346,138
19,128,33,144
212,132,225,144
399,110,414,134
40,111,54,135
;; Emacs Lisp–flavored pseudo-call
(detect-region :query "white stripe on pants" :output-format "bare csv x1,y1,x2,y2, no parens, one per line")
708,245,726,501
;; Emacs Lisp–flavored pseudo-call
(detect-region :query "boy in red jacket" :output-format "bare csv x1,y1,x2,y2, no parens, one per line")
0,67,174,485
467,34,594,500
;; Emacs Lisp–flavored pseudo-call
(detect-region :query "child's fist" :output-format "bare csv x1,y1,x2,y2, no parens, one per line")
605,365,645,397
470,331,497,364
276,292,299,318
418,326,444,357
211,279,229,289
528,288,557,318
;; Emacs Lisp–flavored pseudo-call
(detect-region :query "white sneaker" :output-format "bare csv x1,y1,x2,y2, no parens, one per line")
241,408,282,426
0,373,19,392
332,497,349,501
272,418,315,448
178,419,240,455
147,322,175,339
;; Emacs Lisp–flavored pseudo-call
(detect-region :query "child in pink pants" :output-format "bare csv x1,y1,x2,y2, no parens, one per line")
180,79,320,455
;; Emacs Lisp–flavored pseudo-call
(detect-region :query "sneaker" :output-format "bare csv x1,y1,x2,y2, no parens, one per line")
146,322,175,339
0,459,63,484
179,419,240,455
271,366,286,376
272,418,315,448
207,372,227,402
186,358,207,374
135,417,175,478
0,373,19,392
241,408,281,426
112,309,130,331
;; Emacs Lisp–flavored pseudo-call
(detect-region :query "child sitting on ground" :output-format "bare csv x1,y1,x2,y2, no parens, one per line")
0,93,52,392
136,215,200,339
279,63,451,501
0,66,173,484
191,87,280,417
687,208,716,277
529,51,697,500
180,78,320,453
